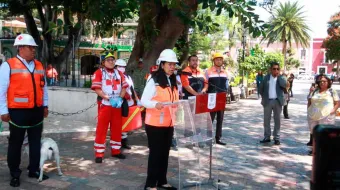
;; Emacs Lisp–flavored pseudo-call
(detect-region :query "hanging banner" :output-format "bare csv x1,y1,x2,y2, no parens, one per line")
195,92,226,114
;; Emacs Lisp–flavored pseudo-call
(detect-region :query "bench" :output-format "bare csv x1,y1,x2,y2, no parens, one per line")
247,87,256,97
227,87,241,104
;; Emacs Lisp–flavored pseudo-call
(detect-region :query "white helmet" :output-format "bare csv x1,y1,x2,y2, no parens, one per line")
14,34,38,46
115,59,127,67
156,49,178,65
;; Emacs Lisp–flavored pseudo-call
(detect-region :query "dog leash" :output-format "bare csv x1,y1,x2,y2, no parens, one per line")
9,120,44,128
0,120,43,133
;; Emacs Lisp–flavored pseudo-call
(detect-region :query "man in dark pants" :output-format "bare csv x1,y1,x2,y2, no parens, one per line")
205,52,229,145
288,73,294,97
0,34,49,187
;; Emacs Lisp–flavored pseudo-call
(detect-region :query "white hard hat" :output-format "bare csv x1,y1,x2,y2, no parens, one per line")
14,34,38,46
156,49,178,65
115,59,127,67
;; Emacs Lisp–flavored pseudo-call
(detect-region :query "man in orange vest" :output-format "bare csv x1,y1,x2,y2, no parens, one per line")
205,52,229,145
181,55,208,99
0,34,49,187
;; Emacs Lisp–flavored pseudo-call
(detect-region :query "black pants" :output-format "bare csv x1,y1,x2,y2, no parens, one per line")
289,86,293,96
283,101,289,118
145,125,174,188
7,107,44,178
210,110,224,141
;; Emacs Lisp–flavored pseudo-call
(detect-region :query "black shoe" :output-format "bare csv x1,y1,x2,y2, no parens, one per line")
95,157,103,163
157,184,177,190
28,171,49,180
216,140,226,145
10,177,20,187
121,139,132,150
260,138,271,143
307,134,313,146
112,153,126,159
274,140,281,145
284,116,290,119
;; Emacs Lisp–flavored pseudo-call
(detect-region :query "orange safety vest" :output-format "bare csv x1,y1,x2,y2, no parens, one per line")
7,57,45,108
145,82,179,127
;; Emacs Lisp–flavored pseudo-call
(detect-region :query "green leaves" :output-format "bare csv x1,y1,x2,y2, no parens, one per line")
323,11,340,61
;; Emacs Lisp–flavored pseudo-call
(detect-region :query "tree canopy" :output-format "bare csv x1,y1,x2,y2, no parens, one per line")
262,1,310,69
322,11,340,75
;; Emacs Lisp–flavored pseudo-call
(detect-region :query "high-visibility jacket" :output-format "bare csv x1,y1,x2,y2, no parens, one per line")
7,57,45,108
206,66,228,93
181,66,206,99
145,81,179,127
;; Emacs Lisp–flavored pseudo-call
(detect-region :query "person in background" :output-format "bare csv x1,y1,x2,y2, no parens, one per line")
131,58,147,98
205,52,229,145
115,59,142,149
307,74,339,154
141,49,179,190
282,72,291,119
0,59,3,66
256,71,264,99
181,55,208,98
46,64,58,86
91,52,128,163
259,62,287,145
288,73,294,97
0,34,49,187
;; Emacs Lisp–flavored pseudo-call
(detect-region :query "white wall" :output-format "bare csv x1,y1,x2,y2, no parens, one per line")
48,87,98,124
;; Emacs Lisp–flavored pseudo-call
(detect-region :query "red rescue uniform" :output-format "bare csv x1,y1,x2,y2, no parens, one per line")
91,68,128,157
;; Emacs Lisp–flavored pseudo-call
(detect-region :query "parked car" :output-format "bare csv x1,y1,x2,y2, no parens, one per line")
297,73,313,80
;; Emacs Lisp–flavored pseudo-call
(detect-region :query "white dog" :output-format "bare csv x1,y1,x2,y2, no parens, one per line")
23,136,63,182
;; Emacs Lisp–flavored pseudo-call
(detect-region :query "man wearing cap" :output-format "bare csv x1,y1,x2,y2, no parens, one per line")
205,52,229,145
131,58,147,97
0,34,49,187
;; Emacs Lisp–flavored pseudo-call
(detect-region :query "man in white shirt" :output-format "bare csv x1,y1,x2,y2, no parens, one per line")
0,34,49,187
258,62,287,145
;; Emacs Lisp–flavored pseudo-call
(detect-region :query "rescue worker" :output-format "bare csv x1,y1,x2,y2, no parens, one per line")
141,49,179,190
0,34,49,187
91,52,128,163
205,52,229,145
115,59,142,149
181,55,208,99
131,58,147,98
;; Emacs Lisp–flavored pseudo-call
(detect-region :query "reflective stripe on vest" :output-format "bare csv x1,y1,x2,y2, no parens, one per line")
207,67,227,93
145,84,179,127
7,57,45,108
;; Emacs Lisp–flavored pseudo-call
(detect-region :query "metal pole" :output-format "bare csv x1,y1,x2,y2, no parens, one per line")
242,33,246,85
71,35,76,87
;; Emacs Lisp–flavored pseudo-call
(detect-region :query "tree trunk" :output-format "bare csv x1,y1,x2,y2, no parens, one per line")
282,40,287,71
178,25,190,67
128,0,197,70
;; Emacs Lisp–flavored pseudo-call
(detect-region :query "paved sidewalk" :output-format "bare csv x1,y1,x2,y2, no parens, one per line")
0,81,327,189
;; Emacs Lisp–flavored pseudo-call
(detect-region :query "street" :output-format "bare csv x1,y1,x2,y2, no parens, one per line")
0,80,334,189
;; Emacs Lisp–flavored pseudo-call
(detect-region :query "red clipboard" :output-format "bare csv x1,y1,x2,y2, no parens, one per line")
195,92,226,114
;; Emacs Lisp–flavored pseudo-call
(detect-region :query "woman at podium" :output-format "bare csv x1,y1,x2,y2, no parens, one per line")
141,49,179,190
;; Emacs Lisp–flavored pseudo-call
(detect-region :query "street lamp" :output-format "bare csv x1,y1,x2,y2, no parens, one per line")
241,32,246,85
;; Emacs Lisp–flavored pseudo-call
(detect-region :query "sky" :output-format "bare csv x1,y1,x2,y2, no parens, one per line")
255,0,340,38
